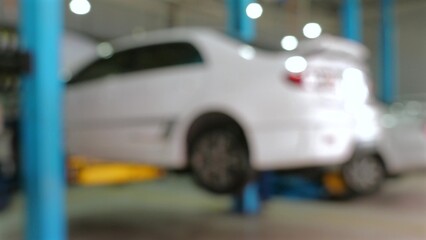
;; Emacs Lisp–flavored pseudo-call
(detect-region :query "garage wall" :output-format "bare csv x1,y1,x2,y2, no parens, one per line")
65,0,170,39
65,0,227,40
362,0,426,100
257,0,340,49
2,0,425,99
65,0,339,47
396,1,426,99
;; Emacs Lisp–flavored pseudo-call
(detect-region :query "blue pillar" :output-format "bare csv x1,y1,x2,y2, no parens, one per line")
341,0,362,42
380,0,397,103
19,0,66,240
226,0,256,43
233,182,260,215
227,0,261,214
19,1,38,239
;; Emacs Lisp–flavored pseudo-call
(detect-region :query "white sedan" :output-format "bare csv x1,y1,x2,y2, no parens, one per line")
378,101,426,175
331,100,426,196
66,28,372,193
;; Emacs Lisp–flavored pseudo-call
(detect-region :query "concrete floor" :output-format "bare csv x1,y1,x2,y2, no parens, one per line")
1,174,426,240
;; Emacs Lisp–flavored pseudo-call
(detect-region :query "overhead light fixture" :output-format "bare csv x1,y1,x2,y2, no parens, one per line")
69,0,91,15
246,3,263,19
281,35,298,51
303,23,322,39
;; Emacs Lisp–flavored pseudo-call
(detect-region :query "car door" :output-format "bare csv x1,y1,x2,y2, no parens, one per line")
66,53,129,159
95,42,206,165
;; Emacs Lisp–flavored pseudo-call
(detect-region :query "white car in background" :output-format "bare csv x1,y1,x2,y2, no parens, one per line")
65,28,373,194
337,100,426,196
379,101,426,174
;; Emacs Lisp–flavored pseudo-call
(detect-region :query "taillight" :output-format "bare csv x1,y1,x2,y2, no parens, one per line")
287,73,303,86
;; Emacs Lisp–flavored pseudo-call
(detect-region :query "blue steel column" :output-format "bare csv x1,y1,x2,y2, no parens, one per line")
227,0,260,214
20,0,66,240
380,0,397,103
19,1,38,239
341,0,362,42
226,0,256,42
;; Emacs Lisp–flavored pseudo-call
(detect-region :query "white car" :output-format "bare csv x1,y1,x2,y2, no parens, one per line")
378,101,426,174
332,100,426,196
65,28,372,193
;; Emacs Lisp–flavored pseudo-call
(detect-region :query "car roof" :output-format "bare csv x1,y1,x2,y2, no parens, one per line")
108,27,226,52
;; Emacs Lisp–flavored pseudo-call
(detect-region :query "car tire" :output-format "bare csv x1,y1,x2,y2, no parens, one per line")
189,127,253,194
341,152,386,196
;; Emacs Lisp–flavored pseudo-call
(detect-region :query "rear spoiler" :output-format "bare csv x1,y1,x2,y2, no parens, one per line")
295,34,369,60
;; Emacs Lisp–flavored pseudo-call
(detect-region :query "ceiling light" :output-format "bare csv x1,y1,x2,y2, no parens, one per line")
246,3,263,19
303,23,322,39
69,0,91,15
281,35,298,51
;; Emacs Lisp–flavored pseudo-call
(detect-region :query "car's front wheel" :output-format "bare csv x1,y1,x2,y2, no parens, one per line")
341,152,386,196
189,127,253,194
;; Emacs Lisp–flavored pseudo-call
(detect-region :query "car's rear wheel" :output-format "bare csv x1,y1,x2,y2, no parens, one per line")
189,127,253,194
341,152,386,196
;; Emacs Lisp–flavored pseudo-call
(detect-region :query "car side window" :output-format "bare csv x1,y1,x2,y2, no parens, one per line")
69,42,203,85
126,42,204,72
69,53,128,85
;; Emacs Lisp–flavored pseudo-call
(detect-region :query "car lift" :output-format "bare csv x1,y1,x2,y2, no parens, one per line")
226,0,394,214
225,0,328,214
68,156,164,186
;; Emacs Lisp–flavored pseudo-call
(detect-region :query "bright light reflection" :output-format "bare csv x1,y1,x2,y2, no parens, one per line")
285,56,307,73
341,67,369,105
303,23,322,39
356,120,378,142
238,45,256,60
69,0,91,15
354,107,379,142
246,3,263,19
97,42,113,59
281,35,298,51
